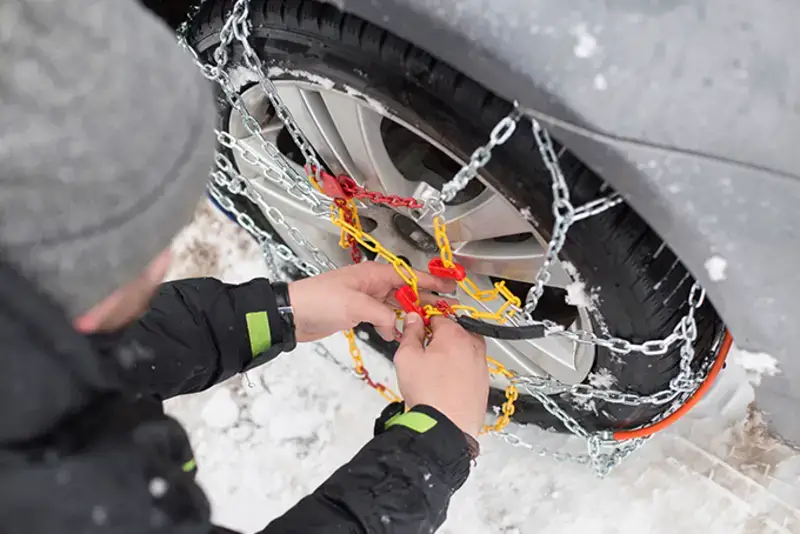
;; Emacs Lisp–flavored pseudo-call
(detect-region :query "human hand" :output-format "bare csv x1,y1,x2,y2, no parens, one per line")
287,262,456,343
394,314,489,437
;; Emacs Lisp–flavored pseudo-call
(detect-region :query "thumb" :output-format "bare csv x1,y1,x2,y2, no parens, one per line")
398,313,426,351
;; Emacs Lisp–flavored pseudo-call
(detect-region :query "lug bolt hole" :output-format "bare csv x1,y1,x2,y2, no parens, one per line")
359,216,378,233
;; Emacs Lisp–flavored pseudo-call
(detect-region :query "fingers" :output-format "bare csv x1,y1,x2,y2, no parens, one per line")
397,313,426,352
350,293,399,342
386,292,457,312
418,291,458,307
427,315,461,337
428,316,486,354
415,269,458,295
355,261,457,296
356,262,406,292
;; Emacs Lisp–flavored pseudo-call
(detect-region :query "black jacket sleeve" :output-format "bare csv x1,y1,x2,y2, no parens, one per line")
91,277,284,400
3,265,471,534
263,404,472,534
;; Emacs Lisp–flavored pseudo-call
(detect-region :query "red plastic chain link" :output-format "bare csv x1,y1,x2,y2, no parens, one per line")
344,178,425,210
308,165,424,209
308,165,423,265
434,299,456,316
360,368,386,392
394,285,431,326
428,258,466,281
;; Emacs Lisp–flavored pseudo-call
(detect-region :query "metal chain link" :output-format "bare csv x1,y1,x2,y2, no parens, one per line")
523,120,579,312
179,5,338,276
494,431,593,465
440,107,523,202
207,181,323,278
572,192,624,222
211,153,338,272
179,0,720,477
225,0,323,182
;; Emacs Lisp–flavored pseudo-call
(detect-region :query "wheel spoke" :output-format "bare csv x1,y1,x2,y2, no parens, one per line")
319,91,417,198
452,237,572,288
229,87,275,140
255,121,284,140
506,335,593,385
271,83,356,176
485,336,549,378
235,136,340,236
235,121,284,152
442,191,534,243
277,214,353,268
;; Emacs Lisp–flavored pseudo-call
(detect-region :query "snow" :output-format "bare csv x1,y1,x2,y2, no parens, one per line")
705,255,728,282
343,85,389,115
565,278,592,308
570,23,598,59
729,346,781,386
166,201,800,534
594,73,608,91
267,66,336,90
228,65,260,89
238,65,389,117
562,261,603,315
201,388,241,430
588,368,617,389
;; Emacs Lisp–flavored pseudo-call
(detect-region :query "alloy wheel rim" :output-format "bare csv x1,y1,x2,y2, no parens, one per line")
228,78,596,388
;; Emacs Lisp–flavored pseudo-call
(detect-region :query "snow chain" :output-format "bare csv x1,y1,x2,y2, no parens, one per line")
178,0,727,477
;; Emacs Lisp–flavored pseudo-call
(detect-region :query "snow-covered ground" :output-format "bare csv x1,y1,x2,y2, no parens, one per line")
166,201,800,534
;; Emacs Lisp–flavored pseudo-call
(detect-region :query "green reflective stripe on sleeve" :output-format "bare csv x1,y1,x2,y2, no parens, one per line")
385,411,438,433
181,458,197,473
245,311,271,358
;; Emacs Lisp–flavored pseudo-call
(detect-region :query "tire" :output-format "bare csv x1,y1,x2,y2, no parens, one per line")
188,0,722,432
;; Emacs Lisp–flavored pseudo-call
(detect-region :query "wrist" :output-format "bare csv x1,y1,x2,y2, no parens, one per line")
402,397,481,439
271,281,297,352
286,281,310,343
407,405,479,460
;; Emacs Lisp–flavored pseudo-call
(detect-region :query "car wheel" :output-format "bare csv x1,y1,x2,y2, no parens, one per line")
188,0,723,432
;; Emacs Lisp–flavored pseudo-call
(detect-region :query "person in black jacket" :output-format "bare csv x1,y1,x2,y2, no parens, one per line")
0,0,489,532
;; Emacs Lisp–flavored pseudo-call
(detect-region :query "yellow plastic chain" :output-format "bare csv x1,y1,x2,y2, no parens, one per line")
485,357,520,432
428,215,521,433
318,176,521,433
427,216,522,323
331,202,419,297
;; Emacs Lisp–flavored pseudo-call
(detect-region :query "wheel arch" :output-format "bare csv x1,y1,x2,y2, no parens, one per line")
141,0,198,29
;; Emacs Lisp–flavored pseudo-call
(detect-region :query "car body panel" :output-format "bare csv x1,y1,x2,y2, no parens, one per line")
155,0,800,445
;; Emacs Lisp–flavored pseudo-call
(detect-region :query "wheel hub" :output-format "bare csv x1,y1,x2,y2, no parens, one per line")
392,213,438,253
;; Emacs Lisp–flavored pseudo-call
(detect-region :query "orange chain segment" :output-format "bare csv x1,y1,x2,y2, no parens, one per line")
334,198,364,263
344,329,402,403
